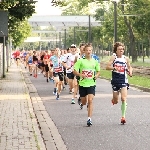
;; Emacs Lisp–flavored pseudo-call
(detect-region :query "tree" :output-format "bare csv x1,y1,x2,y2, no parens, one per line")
0,0,37,47
52,0,150,62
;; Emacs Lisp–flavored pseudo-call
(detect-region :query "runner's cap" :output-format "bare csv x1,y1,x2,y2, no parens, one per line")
71,44,76,48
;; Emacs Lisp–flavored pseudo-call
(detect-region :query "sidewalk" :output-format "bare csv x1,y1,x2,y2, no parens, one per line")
0,63,46,150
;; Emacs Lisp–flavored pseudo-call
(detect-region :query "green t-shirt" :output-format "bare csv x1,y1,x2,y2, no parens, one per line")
74,58,100,87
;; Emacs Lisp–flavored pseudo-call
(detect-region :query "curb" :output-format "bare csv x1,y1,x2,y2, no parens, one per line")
21,66,67,150
19,67,46,150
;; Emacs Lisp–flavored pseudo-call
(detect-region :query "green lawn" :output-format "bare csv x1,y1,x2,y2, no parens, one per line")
100,56,150,67
100,69,150,89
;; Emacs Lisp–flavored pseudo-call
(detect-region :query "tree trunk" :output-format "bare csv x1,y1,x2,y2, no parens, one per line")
120,0,137,62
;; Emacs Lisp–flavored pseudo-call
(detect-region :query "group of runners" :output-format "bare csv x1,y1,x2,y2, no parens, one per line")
13,41,132,126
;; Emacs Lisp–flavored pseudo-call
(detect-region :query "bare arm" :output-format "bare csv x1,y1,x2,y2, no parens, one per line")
126,57,133,76
74,56,78,64
106,56,116,71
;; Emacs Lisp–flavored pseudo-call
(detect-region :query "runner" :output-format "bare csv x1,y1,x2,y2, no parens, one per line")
15,50,21,67
40,51,45,75
49,49,55,82
73,43,100,126
22,50,28,68
76,43,100,109
62,44,79,104
106,42,132,124
43,50,50,82
50,48,64,100
27,51,33,76
32,51,38,78
73,43,86,105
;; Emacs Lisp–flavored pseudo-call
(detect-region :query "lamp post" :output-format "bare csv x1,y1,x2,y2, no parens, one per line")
112,0,120,43
113,1,117,43
88,15,91,43
1,31,6,78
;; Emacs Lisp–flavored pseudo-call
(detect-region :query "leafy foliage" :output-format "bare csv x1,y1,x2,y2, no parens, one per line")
0,0,36,47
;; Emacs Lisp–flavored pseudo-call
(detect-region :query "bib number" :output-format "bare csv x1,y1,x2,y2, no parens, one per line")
114,65,125,73
82,70,93,79
54,67,63,73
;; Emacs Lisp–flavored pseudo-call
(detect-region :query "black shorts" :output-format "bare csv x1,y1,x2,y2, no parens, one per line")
79,86,95,97
41,62,45,67
45,64,49,72
67,72,74,79
112,83,129,92
63,67,66,76
53,72,64,81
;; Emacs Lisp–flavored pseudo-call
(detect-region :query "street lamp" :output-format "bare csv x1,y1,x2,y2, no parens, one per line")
1,30,6,78
112,0,120,43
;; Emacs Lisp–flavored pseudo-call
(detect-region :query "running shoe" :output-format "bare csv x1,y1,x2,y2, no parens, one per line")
87,119,92,126
53,92,57,95
80,103,83,109
111,99,118,105
78,97,81,105
121,117,126,124
46,79,49,82
71,99,75,104
34,74,37,78
49,77,53,82
69,90,72,94
111,99,114,105
56,94,59,100
63,86,66,91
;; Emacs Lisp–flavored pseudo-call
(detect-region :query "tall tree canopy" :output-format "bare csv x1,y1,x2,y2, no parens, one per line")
0,0,37,47
51,0,150,62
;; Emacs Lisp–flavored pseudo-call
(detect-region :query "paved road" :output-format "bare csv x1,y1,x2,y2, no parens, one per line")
29,72,150,150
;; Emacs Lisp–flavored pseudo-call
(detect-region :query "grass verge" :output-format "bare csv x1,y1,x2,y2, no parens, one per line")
100,69,150,89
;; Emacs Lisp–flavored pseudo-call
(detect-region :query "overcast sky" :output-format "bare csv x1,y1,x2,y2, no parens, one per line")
35,0,62,15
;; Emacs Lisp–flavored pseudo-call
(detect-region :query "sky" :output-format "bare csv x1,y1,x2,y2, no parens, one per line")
35,0,62,15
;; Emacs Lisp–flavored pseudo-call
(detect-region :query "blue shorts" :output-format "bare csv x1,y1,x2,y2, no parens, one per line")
112,83,129,92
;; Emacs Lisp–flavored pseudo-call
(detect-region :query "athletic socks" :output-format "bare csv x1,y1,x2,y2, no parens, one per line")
88,117,91,121
121,101,127,118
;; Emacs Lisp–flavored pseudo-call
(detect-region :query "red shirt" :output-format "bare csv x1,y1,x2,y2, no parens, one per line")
44,54,50,59
13,50,20,58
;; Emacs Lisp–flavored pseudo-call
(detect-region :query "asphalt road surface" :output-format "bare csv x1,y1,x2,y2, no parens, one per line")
29,73,150,150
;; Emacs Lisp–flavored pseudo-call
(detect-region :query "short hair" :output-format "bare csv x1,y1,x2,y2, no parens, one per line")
113,42,125,53
79,43,86,48
83,43,93,51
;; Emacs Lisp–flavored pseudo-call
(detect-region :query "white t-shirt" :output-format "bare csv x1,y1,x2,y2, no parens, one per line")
63,53,79,73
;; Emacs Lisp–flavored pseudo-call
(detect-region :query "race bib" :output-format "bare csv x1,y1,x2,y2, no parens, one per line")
114,65,125,73
54,67,63,73
82,70,93,79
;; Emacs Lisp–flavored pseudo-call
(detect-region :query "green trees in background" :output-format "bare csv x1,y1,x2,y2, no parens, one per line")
0,0,36,48
51,0,150,62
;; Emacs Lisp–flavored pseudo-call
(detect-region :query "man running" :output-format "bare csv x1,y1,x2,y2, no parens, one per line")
62,44,79,104
50,48,64,100
73,43,100,126
106,42,132,124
